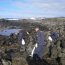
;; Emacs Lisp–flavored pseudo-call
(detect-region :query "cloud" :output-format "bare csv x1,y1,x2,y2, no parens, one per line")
35,3,65,10
8,0,65,17
0,0,65,18
11,0,65,10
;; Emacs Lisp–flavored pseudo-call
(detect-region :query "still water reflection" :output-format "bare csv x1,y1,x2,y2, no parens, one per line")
0,29,21,36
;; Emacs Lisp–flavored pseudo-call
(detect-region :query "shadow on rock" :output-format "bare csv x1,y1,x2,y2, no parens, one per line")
26,54,51,65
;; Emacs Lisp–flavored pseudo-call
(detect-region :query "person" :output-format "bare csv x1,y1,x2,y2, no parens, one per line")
58,35,65,65
26,27,52,65
30,27,46,60
48,31,59,55
50,32,59,42
48,31,62,65
18,30,26,52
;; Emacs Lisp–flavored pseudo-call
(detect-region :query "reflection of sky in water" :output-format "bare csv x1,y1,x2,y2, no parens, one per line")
0,29,21,36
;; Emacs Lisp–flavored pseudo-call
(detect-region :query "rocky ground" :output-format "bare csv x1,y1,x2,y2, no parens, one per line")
0,18,65,65
0,31,52,65
0,30,61,65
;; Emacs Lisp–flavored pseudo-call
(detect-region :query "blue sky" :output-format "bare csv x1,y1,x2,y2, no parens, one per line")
0,0,65,18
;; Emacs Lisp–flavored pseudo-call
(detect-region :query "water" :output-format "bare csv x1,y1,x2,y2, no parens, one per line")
0,29,22,36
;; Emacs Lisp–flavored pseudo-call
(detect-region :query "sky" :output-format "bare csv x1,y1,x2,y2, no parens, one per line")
0,0,65,18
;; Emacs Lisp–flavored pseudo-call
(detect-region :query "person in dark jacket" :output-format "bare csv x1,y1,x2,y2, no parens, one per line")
31,27,46,60
18,30,26,52
50,32,59,42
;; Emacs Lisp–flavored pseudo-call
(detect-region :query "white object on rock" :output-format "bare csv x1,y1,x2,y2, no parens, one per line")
30,43,38,57
48,36,53,42
21,39,25,45
35,43,38,48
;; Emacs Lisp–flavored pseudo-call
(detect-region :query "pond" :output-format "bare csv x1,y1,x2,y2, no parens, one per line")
0,29,22,36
